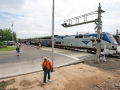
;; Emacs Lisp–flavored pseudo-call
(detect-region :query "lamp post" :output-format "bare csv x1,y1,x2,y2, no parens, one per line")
51,0,54,72
11,22,14,46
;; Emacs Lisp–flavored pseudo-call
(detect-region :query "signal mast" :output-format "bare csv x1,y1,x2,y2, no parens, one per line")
61,3,105,63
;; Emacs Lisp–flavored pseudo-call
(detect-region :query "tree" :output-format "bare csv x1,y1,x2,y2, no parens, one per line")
13,31,17,41
0,29,3,41
4,29,12,41
0,28,17,41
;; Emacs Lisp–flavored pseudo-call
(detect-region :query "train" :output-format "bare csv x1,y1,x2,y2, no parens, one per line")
113,35,120,45
21,32,118,55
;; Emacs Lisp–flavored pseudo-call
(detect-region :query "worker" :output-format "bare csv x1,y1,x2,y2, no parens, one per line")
42,57,52,85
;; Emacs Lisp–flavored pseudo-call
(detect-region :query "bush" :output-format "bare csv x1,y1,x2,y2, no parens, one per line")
0,41,4,46
0,45,7,48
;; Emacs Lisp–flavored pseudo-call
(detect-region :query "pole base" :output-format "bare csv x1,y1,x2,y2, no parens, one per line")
51,68,54,72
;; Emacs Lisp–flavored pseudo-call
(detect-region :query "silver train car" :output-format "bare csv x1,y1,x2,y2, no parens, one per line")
54,32,118,54
25,35,57,46
23,32,118,54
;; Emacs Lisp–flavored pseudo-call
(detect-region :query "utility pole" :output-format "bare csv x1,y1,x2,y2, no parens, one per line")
11,22,14,46
116,29,119,35
51,0,54,72
95,3,105,63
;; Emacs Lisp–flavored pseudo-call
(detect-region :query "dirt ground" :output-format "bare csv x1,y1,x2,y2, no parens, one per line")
0,56,120,90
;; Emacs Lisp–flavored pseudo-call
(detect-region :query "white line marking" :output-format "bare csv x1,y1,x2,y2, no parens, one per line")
55,52,79,60
55,52,93,67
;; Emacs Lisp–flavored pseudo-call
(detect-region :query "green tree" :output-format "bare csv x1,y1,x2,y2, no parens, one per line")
0,28,17,41
13,31,17,41
0,41,4,46
4,29,12,41
0,29,3,41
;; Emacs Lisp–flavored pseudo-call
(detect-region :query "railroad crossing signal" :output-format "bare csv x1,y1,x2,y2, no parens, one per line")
61,12,97,28
61,3,105,63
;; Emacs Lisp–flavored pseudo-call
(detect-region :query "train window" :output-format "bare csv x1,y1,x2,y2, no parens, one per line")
84,35,90,38
59,42,61,44
42,37,51,39
47,37,51,39
101,35,103,37
79,35,83,38
56,42,61,44
106,34,112,38
75,36,78,38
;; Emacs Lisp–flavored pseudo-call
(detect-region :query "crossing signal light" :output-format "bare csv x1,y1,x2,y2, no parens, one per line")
96,38,101,43
61,23,67,27
91,39,95,42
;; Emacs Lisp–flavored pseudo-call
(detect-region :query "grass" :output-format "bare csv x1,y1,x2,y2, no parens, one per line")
0,81,6,87
0,81,6,90
0,78,17,90
0,46,15,51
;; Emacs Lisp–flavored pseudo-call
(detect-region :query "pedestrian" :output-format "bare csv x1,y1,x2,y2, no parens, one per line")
19,43,21,48
42,57,52,85
38,42,41,49
16,46,20,56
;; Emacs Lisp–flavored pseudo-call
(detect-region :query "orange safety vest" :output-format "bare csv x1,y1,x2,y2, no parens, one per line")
42,60,52,70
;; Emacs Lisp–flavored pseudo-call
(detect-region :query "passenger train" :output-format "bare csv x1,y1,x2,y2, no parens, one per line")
22,32,118,55
54,32,118,54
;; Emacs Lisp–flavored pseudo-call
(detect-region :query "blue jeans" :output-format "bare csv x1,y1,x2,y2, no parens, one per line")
43,70,50,83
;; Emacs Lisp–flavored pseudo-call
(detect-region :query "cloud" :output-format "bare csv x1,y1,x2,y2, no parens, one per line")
0,0,120,38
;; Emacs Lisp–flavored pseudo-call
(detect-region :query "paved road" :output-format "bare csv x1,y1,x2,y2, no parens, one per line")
0,45,92,78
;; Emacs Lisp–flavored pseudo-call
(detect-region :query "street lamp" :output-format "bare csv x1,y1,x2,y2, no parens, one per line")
51,0,54,72
11,22,14,46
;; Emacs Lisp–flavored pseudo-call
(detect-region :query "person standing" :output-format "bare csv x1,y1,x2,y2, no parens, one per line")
42,57,52,85
38,42,41,49
19,43,21,48
16,46,20,56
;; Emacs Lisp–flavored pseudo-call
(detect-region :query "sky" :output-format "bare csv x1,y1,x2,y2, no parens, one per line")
0,0,120,39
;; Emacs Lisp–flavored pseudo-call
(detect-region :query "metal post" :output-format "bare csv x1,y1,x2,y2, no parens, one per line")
96,3,102,63
51,0,54,72
11,22,14,46
84,14,85,22
39,38,40,43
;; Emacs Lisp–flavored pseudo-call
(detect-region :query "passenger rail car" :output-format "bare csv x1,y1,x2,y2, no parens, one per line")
28,35,57,47
54,32,118,54
23,32,118,55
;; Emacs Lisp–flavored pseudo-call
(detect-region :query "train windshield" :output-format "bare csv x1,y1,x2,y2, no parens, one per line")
106,33,117,44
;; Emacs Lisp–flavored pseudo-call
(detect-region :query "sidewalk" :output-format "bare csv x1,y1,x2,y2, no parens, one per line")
0,58,120,90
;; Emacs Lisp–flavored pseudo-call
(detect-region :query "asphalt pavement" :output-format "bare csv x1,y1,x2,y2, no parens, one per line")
0,44,92,79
